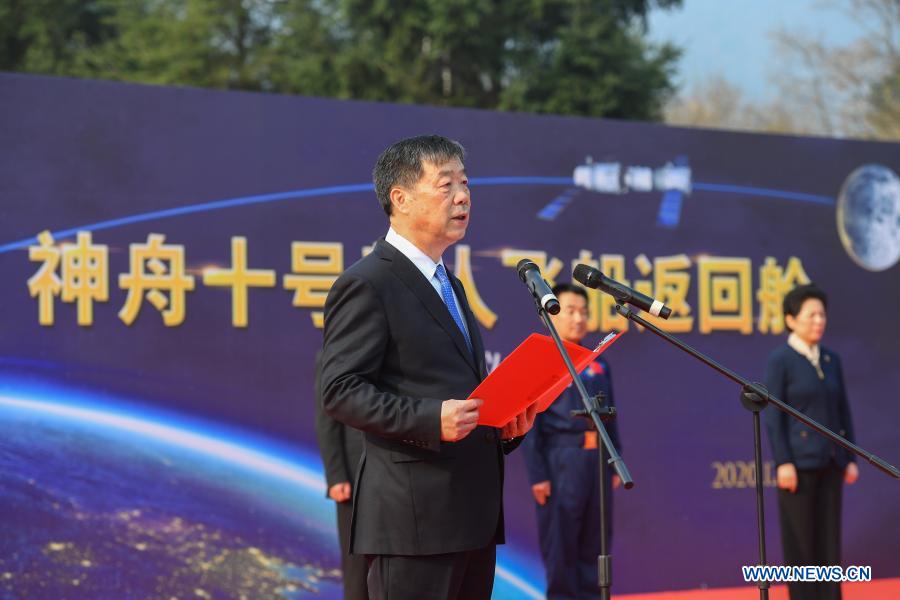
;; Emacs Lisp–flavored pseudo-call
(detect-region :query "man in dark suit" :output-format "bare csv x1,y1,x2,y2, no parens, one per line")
314,350,367,600
320,134,536,600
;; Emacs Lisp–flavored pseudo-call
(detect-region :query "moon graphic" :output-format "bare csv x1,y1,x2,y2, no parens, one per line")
836,164,900,271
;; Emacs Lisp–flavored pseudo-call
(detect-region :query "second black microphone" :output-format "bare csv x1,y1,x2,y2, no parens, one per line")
573,263,672,319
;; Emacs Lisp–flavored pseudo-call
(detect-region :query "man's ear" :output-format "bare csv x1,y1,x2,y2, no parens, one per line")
390,186,410,215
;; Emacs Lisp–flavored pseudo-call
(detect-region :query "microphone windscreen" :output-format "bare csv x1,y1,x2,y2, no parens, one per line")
516,258,535,282
572,264,599,288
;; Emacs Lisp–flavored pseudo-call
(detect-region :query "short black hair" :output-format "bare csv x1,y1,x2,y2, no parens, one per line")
552,282,588,302
783,284,827,331
372,134,466,216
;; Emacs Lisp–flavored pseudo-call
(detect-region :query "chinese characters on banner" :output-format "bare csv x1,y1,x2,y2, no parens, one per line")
28,231,809,333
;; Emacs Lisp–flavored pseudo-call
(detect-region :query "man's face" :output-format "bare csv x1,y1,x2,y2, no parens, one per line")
551,291,589,344
397,157,470,254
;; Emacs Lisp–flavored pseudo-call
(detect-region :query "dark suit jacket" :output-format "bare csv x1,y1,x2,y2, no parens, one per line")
314,349,364,495
764,344,856,470
321,239,515,556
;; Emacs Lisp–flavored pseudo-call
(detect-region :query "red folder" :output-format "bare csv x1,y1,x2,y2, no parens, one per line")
471,331,623,427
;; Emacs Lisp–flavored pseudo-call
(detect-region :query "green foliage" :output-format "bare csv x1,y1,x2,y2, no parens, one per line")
74,0,280,90
1,0,682,120
0,0,115,73
498,0,681,119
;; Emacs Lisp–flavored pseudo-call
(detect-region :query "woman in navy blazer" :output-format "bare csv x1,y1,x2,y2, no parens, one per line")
764,284,858,600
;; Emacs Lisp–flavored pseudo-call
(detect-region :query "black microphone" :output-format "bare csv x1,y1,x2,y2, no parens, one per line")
516,259,561,315
573,264,672,319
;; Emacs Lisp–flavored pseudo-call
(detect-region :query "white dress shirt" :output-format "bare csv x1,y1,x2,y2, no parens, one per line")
384,227,470,340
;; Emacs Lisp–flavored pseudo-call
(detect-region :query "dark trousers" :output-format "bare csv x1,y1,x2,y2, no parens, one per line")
336,499,369,600
537,446,612,600
777,464,844,600
365,544,496,600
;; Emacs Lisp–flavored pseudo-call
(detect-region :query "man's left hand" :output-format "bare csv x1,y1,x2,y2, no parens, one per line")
501,402,538,440
328,482,351,503
844,462,859,485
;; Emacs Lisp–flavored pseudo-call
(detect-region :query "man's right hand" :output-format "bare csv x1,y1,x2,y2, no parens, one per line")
328,482,351,503
532,481,551,505
441,398,483,442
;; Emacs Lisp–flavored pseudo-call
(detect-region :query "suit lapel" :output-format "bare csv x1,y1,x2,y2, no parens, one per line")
449,274,487,380
377,240,479,376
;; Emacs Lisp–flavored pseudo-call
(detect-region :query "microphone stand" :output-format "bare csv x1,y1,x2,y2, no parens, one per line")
531,297,634,600
614,303,899,599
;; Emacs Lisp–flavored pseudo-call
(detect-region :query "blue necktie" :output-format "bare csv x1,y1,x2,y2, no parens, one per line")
434,264,473,354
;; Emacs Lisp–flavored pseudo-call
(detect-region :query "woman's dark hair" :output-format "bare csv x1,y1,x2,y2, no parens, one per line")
783,284,827,331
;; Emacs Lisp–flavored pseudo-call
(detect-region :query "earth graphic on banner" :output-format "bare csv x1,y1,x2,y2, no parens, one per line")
0,392,344,599
836,164,900,271
0,389,542,599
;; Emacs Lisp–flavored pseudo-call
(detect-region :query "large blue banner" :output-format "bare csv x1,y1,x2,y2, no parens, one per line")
1,73,898,598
